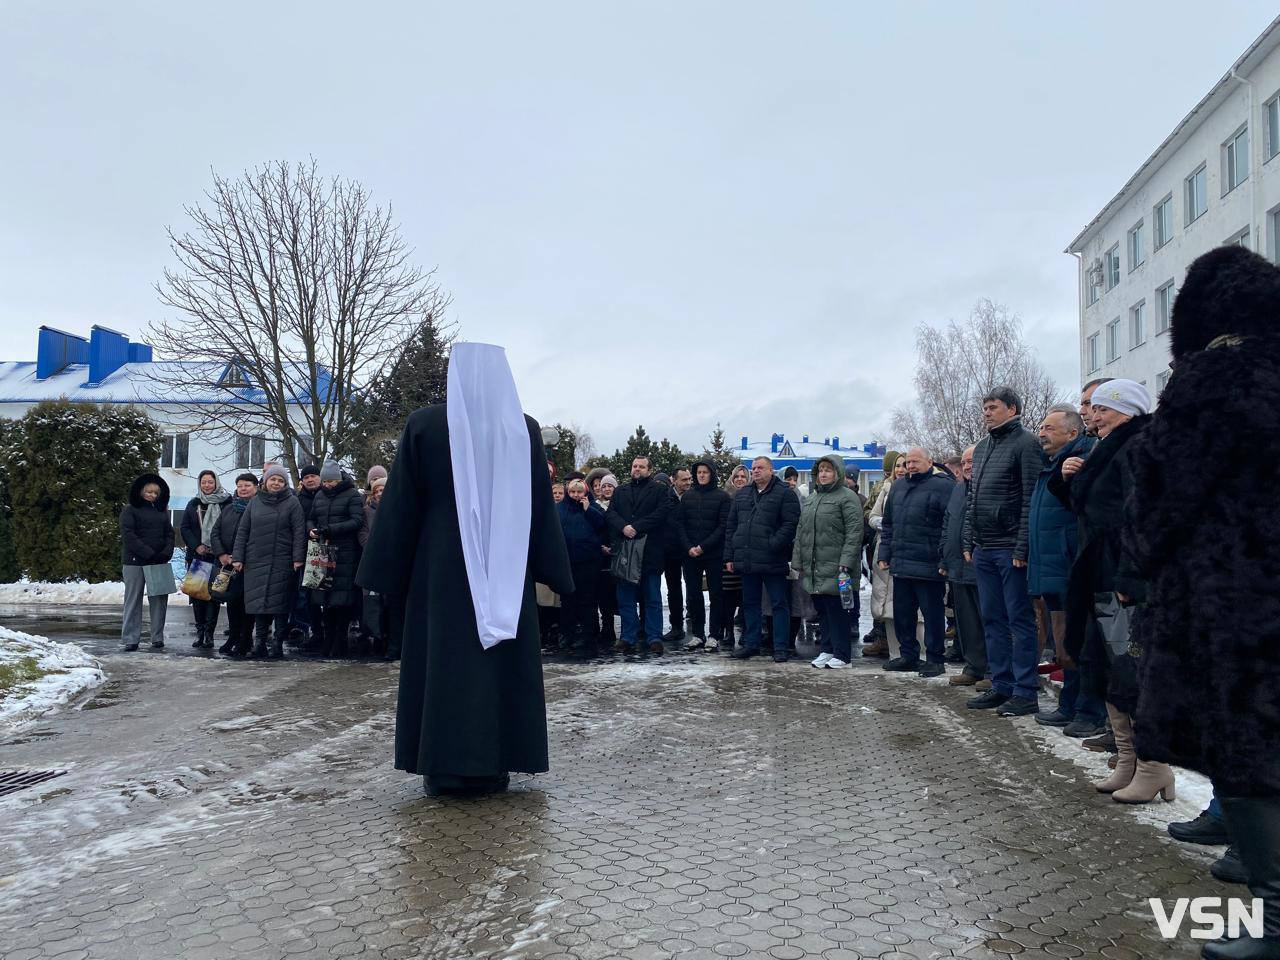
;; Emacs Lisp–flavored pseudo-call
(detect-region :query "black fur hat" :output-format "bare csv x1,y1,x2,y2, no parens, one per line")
1170,245,1280,359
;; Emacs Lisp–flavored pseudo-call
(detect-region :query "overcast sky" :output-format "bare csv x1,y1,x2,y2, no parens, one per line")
2,2,1276,455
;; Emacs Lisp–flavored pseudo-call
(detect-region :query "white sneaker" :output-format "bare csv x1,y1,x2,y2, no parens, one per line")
811,652,833,668
684,636,706,650
705,638,719,652
825,658,850,669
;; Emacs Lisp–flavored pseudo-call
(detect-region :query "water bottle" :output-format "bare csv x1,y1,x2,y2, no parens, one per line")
838,570,855,610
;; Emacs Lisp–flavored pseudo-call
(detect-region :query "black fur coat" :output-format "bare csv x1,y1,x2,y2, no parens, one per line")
1127,246,1280,797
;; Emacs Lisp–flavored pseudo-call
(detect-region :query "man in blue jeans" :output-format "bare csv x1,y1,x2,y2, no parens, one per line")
962,386,1047,717
605,456,672,657
725,457,801,663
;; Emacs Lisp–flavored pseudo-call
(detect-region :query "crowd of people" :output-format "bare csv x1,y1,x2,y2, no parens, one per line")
118,461,400,661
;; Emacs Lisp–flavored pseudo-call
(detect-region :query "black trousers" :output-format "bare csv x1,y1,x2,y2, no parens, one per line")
192,598,221,634
663,556,684,632
224,596,251,652
951,581,988,678
892,577,947,663
682,554,724,639
596,560,616,637
322,605,354,656
563,561,599,642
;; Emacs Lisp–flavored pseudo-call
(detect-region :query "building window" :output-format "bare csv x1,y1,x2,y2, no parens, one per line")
1227,227,1250,249
1185,163,1207,224
159,432,190,470
1086,333,1101,373
1224,125,1249,194
1105,244,1121,290
1156,280,1174,334
1268,94,1280,161
1129,301,1145,349
295,435,314,468
1127,221,1145,271
235,432,267,469
1156,369,1171,395
1086,281,1099,307
1153,194,1174,249
1106,318,1121,363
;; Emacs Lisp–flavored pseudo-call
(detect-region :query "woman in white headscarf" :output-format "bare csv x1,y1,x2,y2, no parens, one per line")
357,343,573,797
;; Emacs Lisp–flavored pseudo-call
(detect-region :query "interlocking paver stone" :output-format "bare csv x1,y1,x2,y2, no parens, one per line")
0,616,1237,959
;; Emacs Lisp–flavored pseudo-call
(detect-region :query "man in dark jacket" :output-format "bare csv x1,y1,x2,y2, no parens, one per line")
879,448,955,675
724,456,801,662
963,387,1048,716
656,469,690,643
1028,406,1105,735
678,460,730,649
940,446,986,686
605,456,672,656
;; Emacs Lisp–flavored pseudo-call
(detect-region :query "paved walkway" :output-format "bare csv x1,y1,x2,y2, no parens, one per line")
0,607,1230,959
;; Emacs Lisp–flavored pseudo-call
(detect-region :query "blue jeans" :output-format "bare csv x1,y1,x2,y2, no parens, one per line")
892,577,947,663
813,593,852,661
974,546,1039,701
741,573,789,652
616,574,662,647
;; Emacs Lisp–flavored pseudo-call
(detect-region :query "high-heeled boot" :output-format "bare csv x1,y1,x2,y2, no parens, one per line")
1094,704,1136,793
1113,758,1176,803
1203,796,1280,959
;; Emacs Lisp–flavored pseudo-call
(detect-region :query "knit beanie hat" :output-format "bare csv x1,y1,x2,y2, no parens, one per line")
263,464,289,484
320,461,342,483
300,464,320,479
366,464,388,486
1090,378,1152,418
601,474,618,489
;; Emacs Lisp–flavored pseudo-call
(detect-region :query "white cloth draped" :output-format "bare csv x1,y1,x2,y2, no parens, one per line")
447,343,532,650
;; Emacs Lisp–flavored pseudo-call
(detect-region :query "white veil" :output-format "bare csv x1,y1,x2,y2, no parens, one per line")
447,343,532,650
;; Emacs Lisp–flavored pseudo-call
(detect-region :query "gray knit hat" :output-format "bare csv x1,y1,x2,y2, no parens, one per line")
263,464,289,484
320,460,342,483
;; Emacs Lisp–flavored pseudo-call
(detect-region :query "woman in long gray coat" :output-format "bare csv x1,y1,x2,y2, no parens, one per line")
232,464,305,659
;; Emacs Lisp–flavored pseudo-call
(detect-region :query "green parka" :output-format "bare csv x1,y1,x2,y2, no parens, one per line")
792,453,864,596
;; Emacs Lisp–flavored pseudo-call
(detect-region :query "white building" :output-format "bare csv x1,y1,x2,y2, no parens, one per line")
733,433,887,494
1067,15,1280,395
0,325,324,525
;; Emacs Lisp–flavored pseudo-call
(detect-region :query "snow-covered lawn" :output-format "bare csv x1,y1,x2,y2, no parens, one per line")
0,627,105,733
0,580,126,605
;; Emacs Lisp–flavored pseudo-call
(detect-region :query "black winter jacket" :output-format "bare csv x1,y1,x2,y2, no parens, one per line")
180,494,231,566
725,475,801,576
120,473,174,567
296,485,320,522
557,497,607,565
939,479,976,586
880,469,954,581
308,480,365,608
605,476,672,574
963,416,1046,560
677,461,731,557
232,488,306,615
209,498,251,598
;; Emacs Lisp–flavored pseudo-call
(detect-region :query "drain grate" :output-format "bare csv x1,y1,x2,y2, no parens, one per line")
0,769,68,797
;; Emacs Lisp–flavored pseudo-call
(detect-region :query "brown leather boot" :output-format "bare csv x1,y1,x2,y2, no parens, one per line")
1113,760,1176,804
1094,704,1136,793
862,638,889,658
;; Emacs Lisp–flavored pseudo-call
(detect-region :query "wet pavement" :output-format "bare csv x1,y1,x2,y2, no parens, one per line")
0,605,1232,959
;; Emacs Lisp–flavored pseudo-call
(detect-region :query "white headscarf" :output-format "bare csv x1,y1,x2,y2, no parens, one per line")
447,343,532,650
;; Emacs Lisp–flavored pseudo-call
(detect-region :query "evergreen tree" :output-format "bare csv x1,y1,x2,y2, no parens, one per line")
699,421,744,485
6,401,161,581
544,422,579,478
598,425,690,479
0,420,21,582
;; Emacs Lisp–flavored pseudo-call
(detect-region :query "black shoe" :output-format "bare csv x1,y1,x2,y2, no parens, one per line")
1168,810,1231,846
1063,718,1107,738
1211,845,1250,885
648,641,664,657
918,661,945,678
996,696,1038,717
967,690,1010,710
217,639,236,655
943,646,964,664
772,652,788,663
730,648,757,660
149,640,165,650
1082,730,1117,752
1035,709,1073,727
882,657,920,672
662,629,685,642
122,643,139,652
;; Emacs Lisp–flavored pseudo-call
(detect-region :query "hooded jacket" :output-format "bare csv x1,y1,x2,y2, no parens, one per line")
605,474,672,575
879,467,954,581
1026,433,1089,598
792,453,864,595
677,460,731,557
963,416,1046,560
120,473,174,567
725,473,801,575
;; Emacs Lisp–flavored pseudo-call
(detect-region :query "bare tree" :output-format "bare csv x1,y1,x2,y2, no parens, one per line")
891,299,1062,459
147,160,448,480
564,421,596,465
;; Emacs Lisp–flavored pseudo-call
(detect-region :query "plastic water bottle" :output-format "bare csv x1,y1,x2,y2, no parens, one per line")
838,570,855,610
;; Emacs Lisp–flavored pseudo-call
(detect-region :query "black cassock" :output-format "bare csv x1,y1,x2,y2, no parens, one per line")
356,405,573,790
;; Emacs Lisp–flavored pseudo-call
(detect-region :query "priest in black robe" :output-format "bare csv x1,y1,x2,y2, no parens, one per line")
357,343,573,796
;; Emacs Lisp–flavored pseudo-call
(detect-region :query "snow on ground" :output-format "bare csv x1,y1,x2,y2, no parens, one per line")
0,626,105,733
0,580,126,605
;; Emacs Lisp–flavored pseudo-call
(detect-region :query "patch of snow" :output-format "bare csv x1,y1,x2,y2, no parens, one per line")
0,580,125,605
0,626,105,734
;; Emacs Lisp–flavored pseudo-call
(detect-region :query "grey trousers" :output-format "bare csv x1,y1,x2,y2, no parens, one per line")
952,581,989,678
122,565,169,648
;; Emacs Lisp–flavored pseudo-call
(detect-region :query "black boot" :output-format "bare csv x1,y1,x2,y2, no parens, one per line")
1204,797,1280,959
251,620,269,659
192,623,205,648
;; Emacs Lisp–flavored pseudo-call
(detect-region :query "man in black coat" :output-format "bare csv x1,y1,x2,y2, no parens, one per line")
656,469,690,643
963,386,1048,717
678,460,731,649
940,445,986,686
879,448,955,676
724,456,800,662
605,456,672,656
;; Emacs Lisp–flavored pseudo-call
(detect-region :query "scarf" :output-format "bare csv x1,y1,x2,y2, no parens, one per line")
447,343,532,650
197,484,232,548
